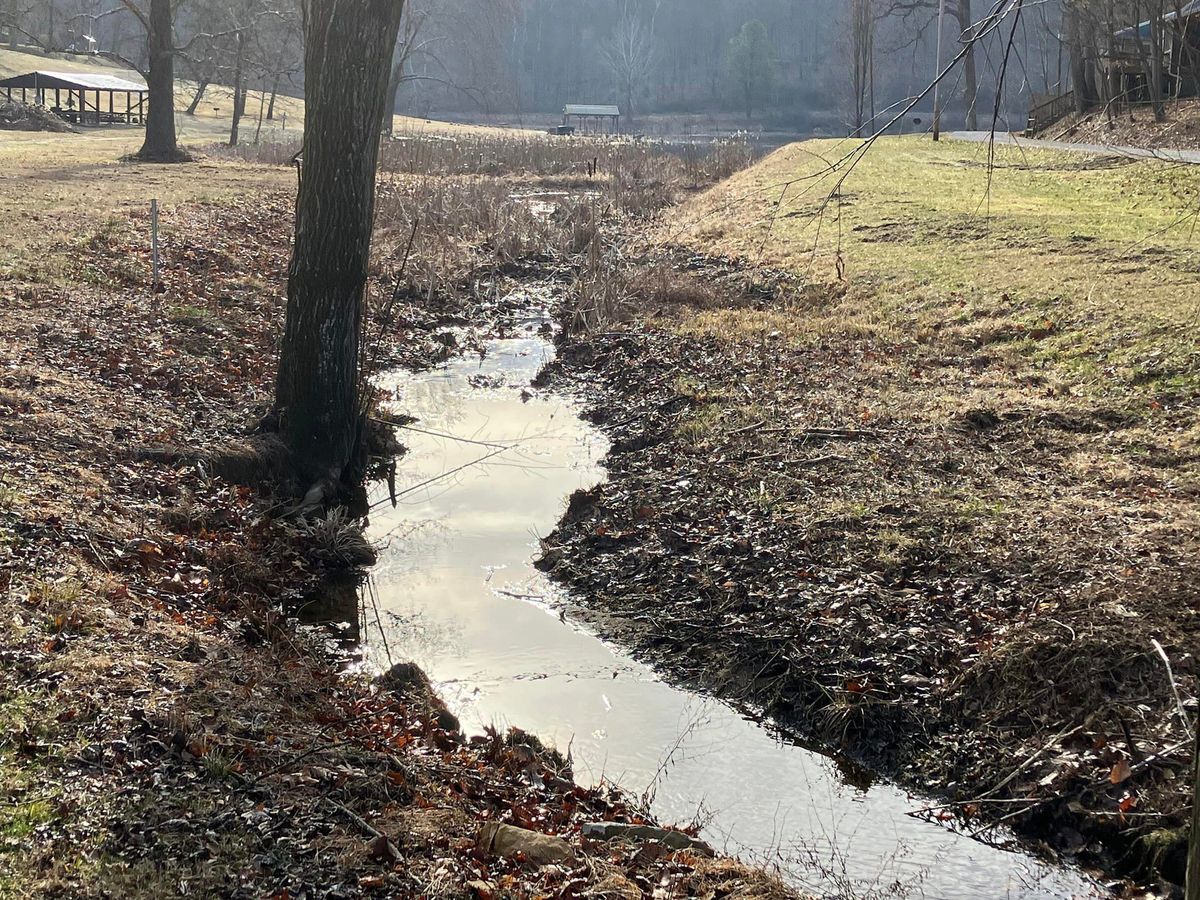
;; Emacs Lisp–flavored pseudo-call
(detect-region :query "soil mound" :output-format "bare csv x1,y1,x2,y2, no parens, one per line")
0,97,75,132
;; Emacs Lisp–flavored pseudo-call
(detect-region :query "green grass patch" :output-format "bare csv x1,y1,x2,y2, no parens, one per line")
672,136,1200,402
0,689,64,893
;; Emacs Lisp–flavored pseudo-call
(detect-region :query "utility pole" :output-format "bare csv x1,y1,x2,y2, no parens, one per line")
932,0,947,140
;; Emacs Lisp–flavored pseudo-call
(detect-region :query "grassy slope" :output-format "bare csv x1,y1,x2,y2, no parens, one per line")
669,136,1200,403
0,45,138,79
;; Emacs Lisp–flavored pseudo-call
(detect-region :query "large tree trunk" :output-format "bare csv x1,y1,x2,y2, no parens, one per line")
1148,3,1167,122
1189,728,1200,900
1065,0,1091,113
136,0,182,161
274,0,405,489
955,0,979,130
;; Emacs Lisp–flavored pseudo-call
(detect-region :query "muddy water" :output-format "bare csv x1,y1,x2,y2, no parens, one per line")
364,313,1101,899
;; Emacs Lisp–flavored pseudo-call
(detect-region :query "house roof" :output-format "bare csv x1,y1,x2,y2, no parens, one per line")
0,70,147,92
564,104,620,117
1115,0,1200,40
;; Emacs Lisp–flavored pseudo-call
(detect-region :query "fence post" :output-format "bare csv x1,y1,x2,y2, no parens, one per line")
150,199,162,314
151,198,160,288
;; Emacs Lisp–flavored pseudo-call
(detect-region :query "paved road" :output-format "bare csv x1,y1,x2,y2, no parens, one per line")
947,130,1200,165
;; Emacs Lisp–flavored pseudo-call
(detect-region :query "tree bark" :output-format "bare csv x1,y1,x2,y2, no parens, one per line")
136,0,183,161
955,0,979,130
186,77,209,115
1065,0,1091,113
1148,2,1167,122
229,29,245,147
1188,728,1200,900
266,73,280,120
274,0,405,489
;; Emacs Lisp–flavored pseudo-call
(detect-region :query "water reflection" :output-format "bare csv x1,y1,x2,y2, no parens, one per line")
294,571,363,661
363,315,1103,899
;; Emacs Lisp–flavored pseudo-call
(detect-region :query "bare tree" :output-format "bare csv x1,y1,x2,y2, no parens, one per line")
1146,0,1168,121
382,2,429,135
182,50,219,115
850,0,877,134
886,0,980,129
256,5,302,121
601,0,658,126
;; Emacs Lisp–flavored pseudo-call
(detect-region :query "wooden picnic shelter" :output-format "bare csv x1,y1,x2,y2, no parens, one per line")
562,104,621,135
0,70,149,126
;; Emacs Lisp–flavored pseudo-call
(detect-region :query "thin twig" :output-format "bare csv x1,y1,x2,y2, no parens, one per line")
1152,639,1194,740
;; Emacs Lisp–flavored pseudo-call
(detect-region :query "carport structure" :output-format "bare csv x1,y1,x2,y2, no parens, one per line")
0,70,149,125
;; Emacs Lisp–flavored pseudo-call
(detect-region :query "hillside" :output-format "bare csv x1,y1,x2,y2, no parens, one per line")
536,134,1200,884
0,45,138,80
1048,98,1200,152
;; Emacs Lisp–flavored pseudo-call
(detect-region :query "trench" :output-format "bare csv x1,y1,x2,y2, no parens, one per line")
347,304,1102,899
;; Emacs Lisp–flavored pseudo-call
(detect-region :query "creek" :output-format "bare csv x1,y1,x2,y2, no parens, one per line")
356,308,1102,899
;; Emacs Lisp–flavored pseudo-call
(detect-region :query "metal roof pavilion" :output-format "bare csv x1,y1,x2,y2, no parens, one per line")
561,104,621,135
564,104,620,117
0,70,147,91
0,70,149,125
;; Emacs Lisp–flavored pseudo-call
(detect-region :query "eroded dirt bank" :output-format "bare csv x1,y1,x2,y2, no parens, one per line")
536,253,1200,892
0,155,793,897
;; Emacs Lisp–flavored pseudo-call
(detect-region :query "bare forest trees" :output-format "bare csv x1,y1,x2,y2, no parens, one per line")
221,0,298,146
1063,0,1198,122
382,3,429,135
884,0,979,130
273,0,405,490
850,0,876,134
117,0,240,160
600,0,659,126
